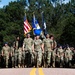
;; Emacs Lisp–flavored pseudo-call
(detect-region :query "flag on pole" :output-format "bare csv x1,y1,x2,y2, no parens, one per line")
24,16,32,35
41,11,47,35
32,14,42,36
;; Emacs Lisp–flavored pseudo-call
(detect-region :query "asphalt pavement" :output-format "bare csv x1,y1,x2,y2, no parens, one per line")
0,68,75,75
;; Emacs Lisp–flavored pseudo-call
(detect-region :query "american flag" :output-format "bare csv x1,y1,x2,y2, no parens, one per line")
24,17,32,35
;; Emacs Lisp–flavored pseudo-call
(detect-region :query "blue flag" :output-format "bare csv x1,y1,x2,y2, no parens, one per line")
32,15,42,35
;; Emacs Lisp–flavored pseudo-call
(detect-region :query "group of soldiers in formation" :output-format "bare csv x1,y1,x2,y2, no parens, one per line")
0,34,75,68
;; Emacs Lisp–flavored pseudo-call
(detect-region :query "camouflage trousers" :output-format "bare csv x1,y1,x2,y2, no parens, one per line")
4,55,9,68
65,57,72,63
14,50,18,67
18,48,22,65
12,55,15,67
21,50,25,67
34,49,42,67
51,50,56,67
44,50,52,66
64,57,72,67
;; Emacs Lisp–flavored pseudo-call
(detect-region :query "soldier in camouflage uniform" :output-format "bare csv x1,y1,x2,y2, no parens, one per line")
1,42,10,68
33,35,43,67
18,47,22,68
23,34,34,67
22,37,27,67
55,47,61,67
42,34,53,67
52,47,57,67
21,47,26,68
64,47,73,67
10,46,15,68
51,39,57,67
71,47,75,66
14,36,22,68
14,37,19,68
57,46,64,67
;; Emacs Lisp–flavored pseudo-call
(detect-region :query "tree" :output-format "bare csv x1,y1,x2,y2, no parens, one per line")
0,0,75,48
0,2,25,46
59,13,75,46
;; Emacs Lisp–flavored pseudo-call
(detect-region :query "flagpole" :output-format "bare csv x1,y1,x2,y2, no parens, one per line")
24,10,27,19
32,12,35,36
41,11,45,34
41,11,47,36
33,12,35,21
25,12,27,19
41,11,44,30
24,12,26,37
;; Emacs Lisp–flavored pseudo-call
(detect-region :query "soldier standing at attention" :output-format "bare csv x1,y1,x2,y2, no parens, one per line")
23,34,34,67
1,42,10,68
33,35,43,68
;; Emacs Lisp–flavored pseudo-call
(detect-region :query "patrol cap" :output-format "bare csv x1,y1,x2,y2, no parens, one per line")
4,42,8,44
4,42,8,45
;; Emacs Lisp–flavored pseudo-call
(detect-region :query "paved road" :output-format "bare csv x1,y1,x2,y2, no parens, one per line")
0,68,75,75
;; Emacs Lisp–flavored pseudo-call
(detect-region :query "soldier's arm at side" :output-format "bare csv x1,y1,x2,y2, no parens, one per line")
42,43,44,53
1,50,4,56
42,39,45,53
22,39,25,51
32,44,34,53
31,39,34,52
1,47,4,56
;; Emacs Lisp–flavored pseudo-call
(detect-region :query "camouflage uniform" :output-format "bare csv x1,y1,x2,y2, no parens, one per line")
21,49,25,67
1,44,10,68
57,47,64,67
14,36,23,68
23,37,34,67
52,47,56,67
34,39,42,67
64,47,73,67
18,47,22,67
10,46,15,67
14,41,19,67
43,38,53,67
51,40,57,67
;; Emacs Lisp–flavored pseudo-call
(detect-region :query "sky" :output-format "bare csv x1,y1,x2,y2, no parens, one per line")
62,0,70,4
0,0,70,8
0,0,15,8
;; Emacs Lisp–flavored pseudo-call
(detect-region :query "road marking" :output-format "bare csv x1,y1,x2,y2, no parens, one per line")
30,68,36,75
38,68,44,75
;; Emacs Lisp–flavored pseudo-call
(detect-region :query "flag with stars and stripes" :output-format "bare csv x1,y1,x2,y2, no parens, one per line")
24,16,32,35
